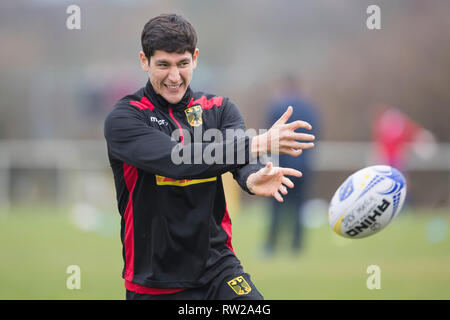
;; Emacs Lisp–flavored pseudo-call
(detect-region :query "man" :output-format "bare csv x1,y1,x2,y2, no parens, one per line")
104,14,315,300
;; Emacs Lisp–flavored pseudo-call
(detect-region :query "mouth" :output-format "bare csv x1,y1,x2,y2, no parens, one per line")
164,83,183,93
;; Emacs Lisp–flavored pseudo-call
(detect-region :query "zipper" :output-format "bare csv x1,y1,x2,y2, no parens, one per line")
168,107,184,146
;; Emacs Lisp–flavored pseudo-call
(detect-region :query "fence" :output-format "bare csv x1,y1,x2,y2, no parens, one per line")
0,140,449,210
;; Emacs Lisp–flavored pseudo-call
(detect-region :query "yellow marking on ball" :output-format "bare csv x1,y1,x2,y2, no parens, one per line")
333,212,346,234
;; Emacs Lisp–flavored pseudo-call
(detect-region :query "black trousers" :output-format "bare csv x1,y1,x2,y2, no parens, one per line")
126,264,264,300
267,175,310,252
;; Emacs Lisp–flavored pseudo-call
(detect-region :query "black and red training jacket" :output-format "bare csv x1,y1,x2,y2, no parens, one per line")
104,80,262,292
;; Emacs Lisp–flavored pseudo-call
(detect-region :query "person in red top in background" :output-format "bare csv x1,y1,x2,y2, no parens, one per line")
373,106,435,171
374,107,419,170
373,105,436,206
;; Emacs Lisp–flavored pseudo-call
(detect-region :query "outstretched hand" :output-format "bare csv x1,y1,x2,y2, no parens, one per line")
251,106,315,158
246,162,302,202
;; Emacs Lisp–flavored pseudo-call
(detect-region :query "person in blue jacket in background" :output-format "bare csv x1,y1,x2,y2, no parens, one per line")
264,74,320,257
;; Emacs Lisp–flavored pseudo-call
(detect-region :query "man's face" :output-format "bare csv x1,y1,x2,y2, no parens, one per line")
140,49,198,104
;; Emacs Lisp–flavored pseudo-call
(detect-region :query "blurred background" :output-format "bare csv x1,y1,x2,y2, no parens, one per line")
0,0,449,299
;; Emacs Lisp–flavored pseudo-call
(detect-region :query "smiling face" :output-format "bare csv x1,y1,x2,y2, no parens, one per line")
140,49,198,104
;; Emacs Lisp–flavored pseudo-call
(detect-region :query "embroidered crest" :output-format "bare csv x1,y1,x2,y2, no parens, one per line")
227,276,252,295
185,105,203,127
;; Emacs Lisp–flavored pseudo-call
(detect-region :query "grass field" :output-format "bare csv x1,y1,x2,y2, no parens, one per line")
0,203,449,300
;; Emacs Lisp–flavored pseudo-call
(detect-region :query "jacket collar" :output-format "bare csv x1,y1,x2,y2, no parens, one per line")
144,79,192,112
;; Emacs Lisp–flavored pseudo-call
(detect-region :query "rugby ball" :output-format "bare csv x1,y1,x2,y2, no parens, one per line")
328,165,407,239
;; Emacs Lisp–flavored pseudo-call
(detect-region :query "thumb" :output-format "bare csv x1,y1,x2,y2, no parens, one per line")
261,161,274,175
273,106,293,126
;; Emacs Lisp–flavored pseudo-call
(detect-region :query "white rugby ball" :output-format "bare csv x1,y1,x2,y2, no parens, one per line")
328,165,407,239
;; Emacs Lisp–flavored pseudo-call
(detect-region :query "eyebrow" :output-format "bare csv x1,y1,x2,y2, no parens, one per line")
154,58,190,64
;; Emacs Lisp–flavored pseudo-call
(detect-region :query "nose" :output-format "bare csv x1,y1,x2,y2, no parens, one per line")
167,66,181,83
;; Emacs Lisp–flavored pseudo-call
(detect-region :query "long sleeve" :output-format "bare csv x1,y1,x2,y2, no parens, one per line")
220,99,265,194
104,103,255,180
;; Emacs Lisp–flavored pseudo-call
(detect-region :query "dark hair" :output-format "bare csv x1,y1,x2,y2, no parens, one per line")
141,14,197,59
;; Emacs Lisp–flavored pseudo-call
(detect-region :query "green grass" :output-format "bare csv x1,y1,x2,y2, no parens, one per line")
233,203,450,299
0,204,449,299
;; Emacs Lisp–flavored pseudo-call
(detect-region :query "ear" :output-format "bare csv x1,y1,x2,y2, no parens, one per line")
139,51,149,72
192,48,199,69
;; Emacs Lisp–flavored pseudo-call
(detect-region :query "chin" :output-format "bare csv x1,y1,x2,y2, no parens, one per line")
161,89,185,103
164,95,183,104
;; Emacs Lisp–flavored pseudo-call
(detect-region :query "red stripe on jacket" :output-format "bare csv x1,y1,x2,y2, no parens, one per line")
169,107,184,146
187,96,223,109
123,163,138,280
122,163,187,295
221,202,235,254
129,96,155,111
125,280,186,295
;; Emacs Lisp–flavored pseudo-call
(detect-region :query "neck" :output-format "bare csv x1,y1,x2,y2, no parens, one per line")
144,80,192,111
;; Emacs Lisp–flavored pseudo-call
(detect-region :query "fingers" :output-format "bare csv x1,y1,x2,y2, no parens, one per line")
279,184,288,195
283,148,303,157
279,133,315,155
273,190,284,202
291,132,315,141
268,165,301,202
282,176,294,188
273,106,293,126
284,141,315,150
280,167,302,178
279,141,314,156
287,120,312,131
275,176,296,202
268,122,315,156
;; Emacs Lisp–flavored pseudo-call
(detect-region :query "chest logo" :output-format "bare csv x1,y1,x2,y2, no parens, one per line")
185,105,203,127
